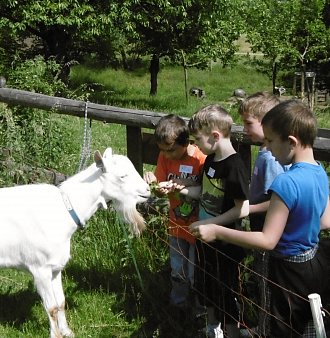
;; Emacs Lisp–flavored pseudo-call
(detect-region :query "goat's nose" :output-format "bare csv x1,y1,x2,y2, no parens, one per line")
141,182,151,195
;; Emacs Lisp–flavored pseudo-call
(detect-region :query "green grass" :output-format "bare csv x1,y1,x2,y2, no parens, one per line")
70,57,274,120
0,58,329,337
70,57,330,127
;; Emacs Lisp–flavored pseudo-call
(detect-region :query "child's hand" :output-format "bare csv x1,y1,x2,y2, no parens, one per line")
144,171,157,184
157,180,184,194
190,222,219,242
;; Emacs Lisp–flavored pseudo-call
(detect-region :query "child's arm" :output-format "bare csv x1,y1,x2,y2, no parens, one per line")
320,197,330,230
250,200,270,214
172,178,199,187
190,193,287,251
190,198,249,230
179,185,202,200
217,198,249,224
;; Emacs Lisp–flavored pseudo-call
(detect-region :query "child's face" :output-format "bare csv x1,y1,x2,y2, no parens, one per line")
241,112,264,143
158,142,187,160
191,131,214,155
263,126,292,165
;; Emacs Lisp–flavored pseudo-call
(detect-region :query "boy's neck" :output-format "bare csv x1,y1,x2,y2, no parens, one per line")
178,143,195,160
213,138,236,161
260,143,267,150
293,146,317,165
187,143,195,157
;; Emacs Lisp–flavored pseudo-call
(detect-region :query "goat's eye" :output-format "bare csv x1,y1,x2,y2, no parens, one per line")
120,174,128,179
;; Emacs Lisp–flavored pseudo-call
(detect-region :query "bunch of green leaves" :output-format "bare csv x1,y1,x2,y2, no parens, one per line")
0,56,78,185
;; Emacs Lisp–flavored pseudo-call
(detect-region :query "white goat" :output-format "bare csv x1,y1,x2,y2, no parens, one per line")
0,148,150,338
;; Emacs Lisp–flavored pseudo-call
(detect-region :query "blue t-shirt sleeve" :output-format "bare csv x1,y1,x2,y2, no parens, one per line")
269,174,297,211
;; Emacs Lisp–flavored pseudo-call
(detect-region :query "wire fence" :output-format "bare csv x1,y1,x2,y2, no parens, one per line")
141,200,330,337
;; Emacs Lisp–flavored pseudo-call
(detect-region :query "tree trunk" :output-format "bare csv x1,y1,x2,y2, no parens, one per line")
184,65,188,104
180,50,189,104
149,54,159,96
272,60,277,94
121,49,129,70
39,27,73,84
301,64,305,101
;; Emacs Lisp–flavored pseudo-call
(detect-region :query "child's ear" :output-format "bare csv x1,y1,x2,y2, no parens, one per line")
288,135,298,147
212,130,221,141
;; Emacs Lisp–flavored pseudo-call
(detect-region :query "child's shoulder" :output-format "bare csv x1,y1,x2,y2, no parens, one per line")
225,153,250,174
256,148,278,164
211,152,245,167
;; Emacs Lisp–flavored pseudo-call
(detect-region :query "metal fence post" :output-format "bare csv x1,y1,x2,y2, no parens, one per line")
308,293,327,338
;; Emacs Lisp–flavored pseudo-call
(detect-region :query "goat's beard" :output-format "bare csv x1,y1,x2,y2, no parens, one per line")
122,209,146,236
113,202,146,236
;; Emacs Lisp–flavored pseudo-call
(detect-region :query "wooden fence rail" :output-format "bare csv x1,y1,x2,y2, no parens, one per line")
0,87,330,176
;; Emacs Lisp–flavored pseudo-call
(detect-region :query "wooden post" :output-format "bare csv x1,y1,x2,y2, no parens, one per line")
142,133,159,165
306,71,316,111
292,72,301,96
126,126,143,175
311,74,316,110
232,141,252,177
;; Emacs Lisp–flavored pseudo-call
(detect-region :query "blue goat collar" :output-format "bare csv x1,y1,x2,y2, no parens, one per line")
60,191,84,229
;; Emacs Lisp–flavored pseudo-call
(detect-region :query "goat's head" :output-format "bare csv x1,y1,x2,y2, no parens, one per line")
95,148,151,236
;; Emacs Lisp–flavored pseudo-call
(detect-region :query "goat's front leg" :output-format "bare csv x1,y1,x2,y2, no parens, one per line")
52,270,74,337
31,267,63,338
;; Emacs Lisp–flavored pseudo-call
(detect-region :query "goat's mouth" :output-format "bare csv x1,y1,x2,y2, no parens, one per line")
138,194,150,202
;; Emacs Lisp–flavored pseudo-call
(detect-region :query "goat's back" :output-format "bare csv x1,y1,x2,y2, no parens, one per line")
0,184,75,269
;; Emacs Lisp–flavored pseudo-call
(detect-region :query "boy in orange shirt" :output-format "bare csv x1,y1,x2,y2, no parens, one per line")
144,114,206,309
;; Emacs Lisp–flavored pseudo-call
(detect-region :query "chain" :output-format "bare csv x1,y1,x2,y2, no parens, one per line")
77,101,92,172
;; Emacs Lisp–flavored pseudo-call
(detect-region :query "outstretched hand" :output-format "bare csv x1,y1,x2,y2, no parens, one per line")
189,221,219,242
157,180,185,194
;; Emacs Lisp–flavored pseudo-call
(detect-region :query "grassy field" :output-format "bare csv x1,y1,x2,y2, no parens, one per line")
0,57,329,338
70,57,274,119
70,56,330,129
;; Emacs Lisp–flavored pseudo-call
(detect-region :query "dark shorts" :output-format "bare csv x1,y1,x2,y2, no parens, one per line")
194,239,246,323
269,239,330,337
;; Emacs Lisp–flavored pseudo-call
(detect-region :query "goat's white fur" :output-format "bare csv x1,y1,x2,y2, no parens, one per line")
0,148,150,338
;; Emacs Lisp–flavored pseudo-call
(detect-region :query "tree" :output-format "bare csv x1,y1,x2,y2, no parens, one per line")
0,0,246,97
0,0,115,81
242,0,330,103
120,0,244,96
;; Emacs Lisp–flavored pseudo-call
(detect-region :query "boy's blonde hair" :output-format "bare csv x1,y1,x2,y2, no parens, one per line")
239,91,280,120
188,104,232,138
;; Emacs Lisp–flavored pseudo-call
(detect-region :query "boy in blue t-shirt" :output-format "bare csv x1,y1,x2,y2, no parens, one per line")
190,100,330,337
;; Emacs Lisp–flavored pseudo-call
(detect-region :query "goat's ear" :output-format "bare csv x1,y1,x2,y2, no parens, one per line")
103,147,113,158
94,150,104,170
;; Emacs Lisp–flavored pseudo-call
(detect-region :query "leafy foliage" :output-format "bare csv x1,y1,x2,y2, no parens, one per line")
242,0,330,90
0,56,77,185
0,0,115,80
123,0,243,65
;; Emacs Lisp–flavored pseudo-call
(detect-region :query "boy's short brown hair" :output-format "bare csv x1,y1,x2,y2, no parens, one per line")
188,104,232,138
239,91,280,120
154,114,189,146
262,99,317,147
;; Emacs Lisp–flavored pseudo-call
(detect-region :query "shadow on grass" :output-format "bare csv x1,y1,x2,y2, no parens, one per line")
66,262,202,337
0,286,39,328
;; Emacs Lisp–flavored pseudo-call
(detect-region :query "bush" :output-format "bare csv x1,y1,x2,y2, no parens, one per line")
0,56,78,185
